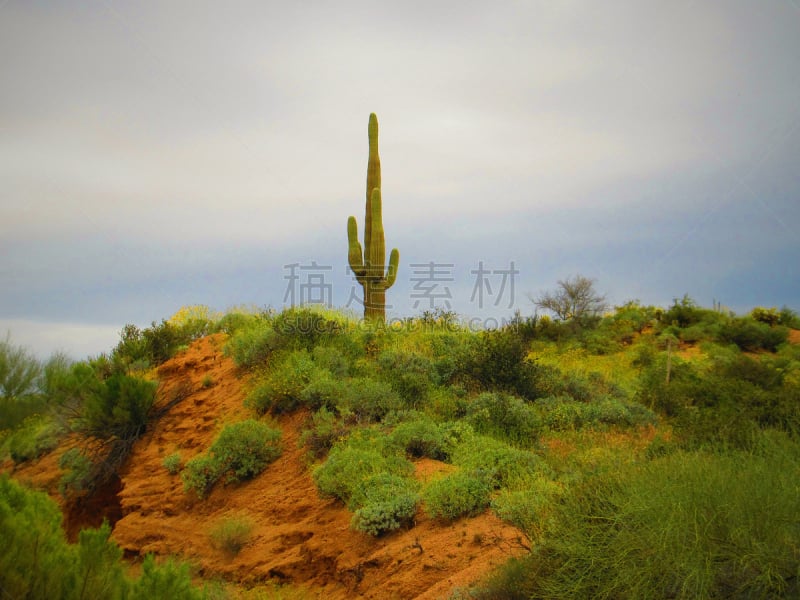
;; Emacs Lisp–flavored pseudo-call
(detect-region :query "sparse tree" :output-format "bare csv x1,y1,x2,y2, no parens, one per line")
530,275,607,322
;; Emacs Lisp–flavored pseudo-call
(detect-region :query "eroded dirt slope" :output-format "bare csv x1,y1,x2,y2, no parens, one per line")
110,334,527,599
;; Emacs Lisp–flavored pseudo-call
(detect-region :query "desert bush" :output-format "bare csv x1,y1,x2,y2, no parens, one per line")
130,553,207,600
377,349,439,406
77,372,157,441
7,415,63,463
0,334,41,403
2,475,207,599
350,473,420,536
338,377,402,422
0,474,73,599
389,418,449,460
162,452,182,475
181,454,220,499
537,396,657,431
211,419,282,483
73,521,128,600
224,318,281,369
208,514,254,555
245,350,319,414
718,317,788,352
299,407,348,458
660,294,706,328
270,307,343,351
451,437,546,489
298,370,347,411
112,318,204,369
484,434,800,599
465,392,541,446
312,430,413,504
751,306,781,326
454,330,540,398
423,471,491,520
58,447,95,497
311,345,350,377
183,420,282,498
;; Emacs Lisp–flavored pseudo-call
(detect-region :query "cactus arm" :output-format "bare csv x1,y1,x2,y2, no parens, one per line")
384,248,399,289
347,216,366,280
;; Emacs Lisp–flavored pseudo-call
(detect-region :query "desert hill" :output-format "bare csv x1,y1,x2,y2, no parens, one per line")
7,333,526,599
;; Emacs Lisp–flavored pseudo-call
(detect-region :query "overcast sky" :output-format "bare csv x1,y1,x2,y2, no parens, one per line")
2,1,799,358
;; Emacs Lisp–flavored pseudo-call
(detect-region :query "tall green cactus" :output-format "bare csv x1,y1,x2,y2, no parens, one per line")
347,113,400,322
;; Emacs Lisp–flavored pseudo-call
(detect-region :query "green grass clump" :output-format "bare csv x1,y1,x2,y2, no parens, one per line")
481,431,800,599
209,514,255,555
162,452,182,475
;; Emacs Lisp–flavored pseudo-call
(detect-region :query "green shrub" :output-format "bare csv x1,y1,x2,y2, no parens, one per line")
0,474,73,598
113,319,206,369
751,306,781,326
350,473,420,536
183,420,282,498
58,447,95,497
130,554,206,600
378,349,438,406
182,454,220,499
76,370,157,441
208,514,254,555
162,452,182,475
0,334,42,405
270,308,343,351
1,475,208,599
313,430,413,504
299,407,348,458
245,350,319,414
451,438,545,489
224,319,281,369
718,317,788,352
454,330,540,398
311,345,351,377
538,396,657,431
211,419,282,483
7,415,63,463
465,392,541,446
299,370,347,411
73,521,127,600
339,377,402,422
424,471,491,520
389,418,449,460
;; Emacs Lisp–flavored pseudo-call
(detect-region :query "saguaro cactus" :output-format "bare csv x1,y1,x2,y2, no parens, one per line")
347,113,400,322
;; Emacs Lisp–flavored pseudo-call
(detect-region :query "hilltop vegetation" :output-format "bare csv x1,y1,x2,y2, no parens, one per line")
2,298,799,598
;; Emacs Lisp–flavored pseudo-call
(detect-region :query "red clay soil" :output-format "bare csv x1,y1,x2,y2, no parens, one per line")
7,334,527,599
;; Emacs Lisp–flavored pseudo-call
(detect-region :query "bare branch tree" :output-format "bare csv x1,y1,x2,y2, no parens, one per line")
529,275,607,321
